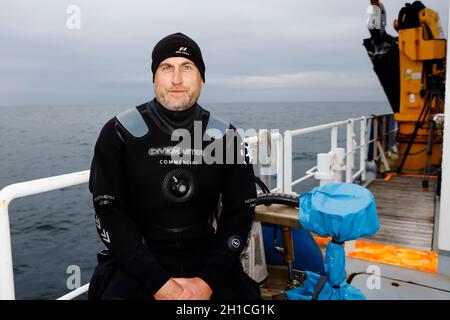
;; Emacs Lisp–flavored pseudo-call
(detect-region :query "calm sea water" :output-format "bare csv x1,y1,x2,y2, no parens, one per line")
0,101,391,299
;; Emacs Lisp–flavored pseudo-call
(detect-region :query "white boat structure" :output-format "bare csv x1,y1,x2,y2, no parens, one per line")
1,1,450,300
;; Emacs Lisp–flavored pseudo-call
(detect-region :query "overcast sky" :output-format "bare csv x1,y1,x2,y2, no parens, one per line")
1,0,448,106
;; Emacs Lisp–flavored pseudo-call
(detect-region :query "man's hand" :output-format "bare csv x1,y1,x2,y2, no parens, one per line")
153,278,190,300
173,277,212,300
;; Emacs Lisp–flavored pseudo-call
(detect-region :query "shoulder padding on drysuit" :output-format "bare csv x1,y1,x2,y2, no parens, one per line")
115,107,149,138
205,113,230,139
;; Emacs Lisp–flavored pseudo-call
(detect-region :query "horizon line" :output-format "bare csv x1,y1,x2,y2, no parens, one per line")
0,100,390,108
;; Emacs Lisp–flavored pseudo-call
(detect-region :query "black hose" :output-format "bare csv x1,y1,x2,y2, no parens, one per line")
397,95,431,173
254,176,271,194
255,193,299,208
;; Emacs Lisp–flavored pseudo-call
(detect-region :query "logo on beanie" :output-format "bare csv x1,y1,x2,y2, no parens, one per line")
175,46,190,56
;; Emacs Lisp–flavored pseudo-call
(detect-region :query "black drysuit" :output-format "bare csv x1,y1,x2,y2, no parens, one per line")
88,99,260,300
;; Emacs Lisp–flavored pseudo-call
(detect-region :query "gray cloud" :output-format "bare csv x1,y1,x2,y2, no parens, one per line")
0,0,448,105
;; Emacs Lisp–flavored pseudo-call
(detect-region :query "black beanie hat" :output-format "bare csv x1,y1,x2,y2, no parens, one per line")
151,32,205,82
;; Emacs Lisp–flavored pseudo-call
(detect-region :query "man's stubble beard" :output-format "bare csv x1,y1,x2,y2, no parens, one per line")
156,90,199,111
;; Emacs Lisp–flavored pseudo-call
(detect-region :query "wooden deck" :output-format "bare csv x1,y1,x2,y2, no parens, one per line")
364,175,437,250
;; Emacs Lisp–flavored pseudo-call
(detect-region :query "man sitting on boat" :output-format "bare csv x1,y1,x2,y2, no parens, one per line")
87,32,261,300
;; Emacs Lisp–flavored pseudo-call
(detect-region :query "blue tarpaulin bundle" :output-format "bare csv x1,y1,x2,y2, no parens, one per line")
285,183,380,300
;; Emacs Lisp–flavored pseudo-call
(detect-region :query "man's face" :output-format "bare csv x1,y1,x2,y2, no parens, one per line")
154,57,203,111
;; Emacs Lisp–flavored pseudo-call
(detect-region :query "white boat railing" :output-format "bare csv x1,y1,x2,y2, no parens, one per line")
283,115,395,194
57,283,90,300
0,115,395,300
0,134,284,300
0,171,91,300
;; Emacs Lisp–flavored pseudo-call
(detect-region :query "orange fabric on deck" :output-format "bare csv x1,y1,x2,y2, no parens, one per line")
313,237,438,273
348,240,438,273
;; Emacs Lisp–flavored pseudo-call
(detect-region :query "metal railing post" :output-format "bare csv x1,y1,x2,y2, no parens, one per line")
276,133,284,193
346,120,355,183
0,197,15,300
360,118,367,182
381,115,387,152
331,127,338,150
373,117,378,160
284,130,293,194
